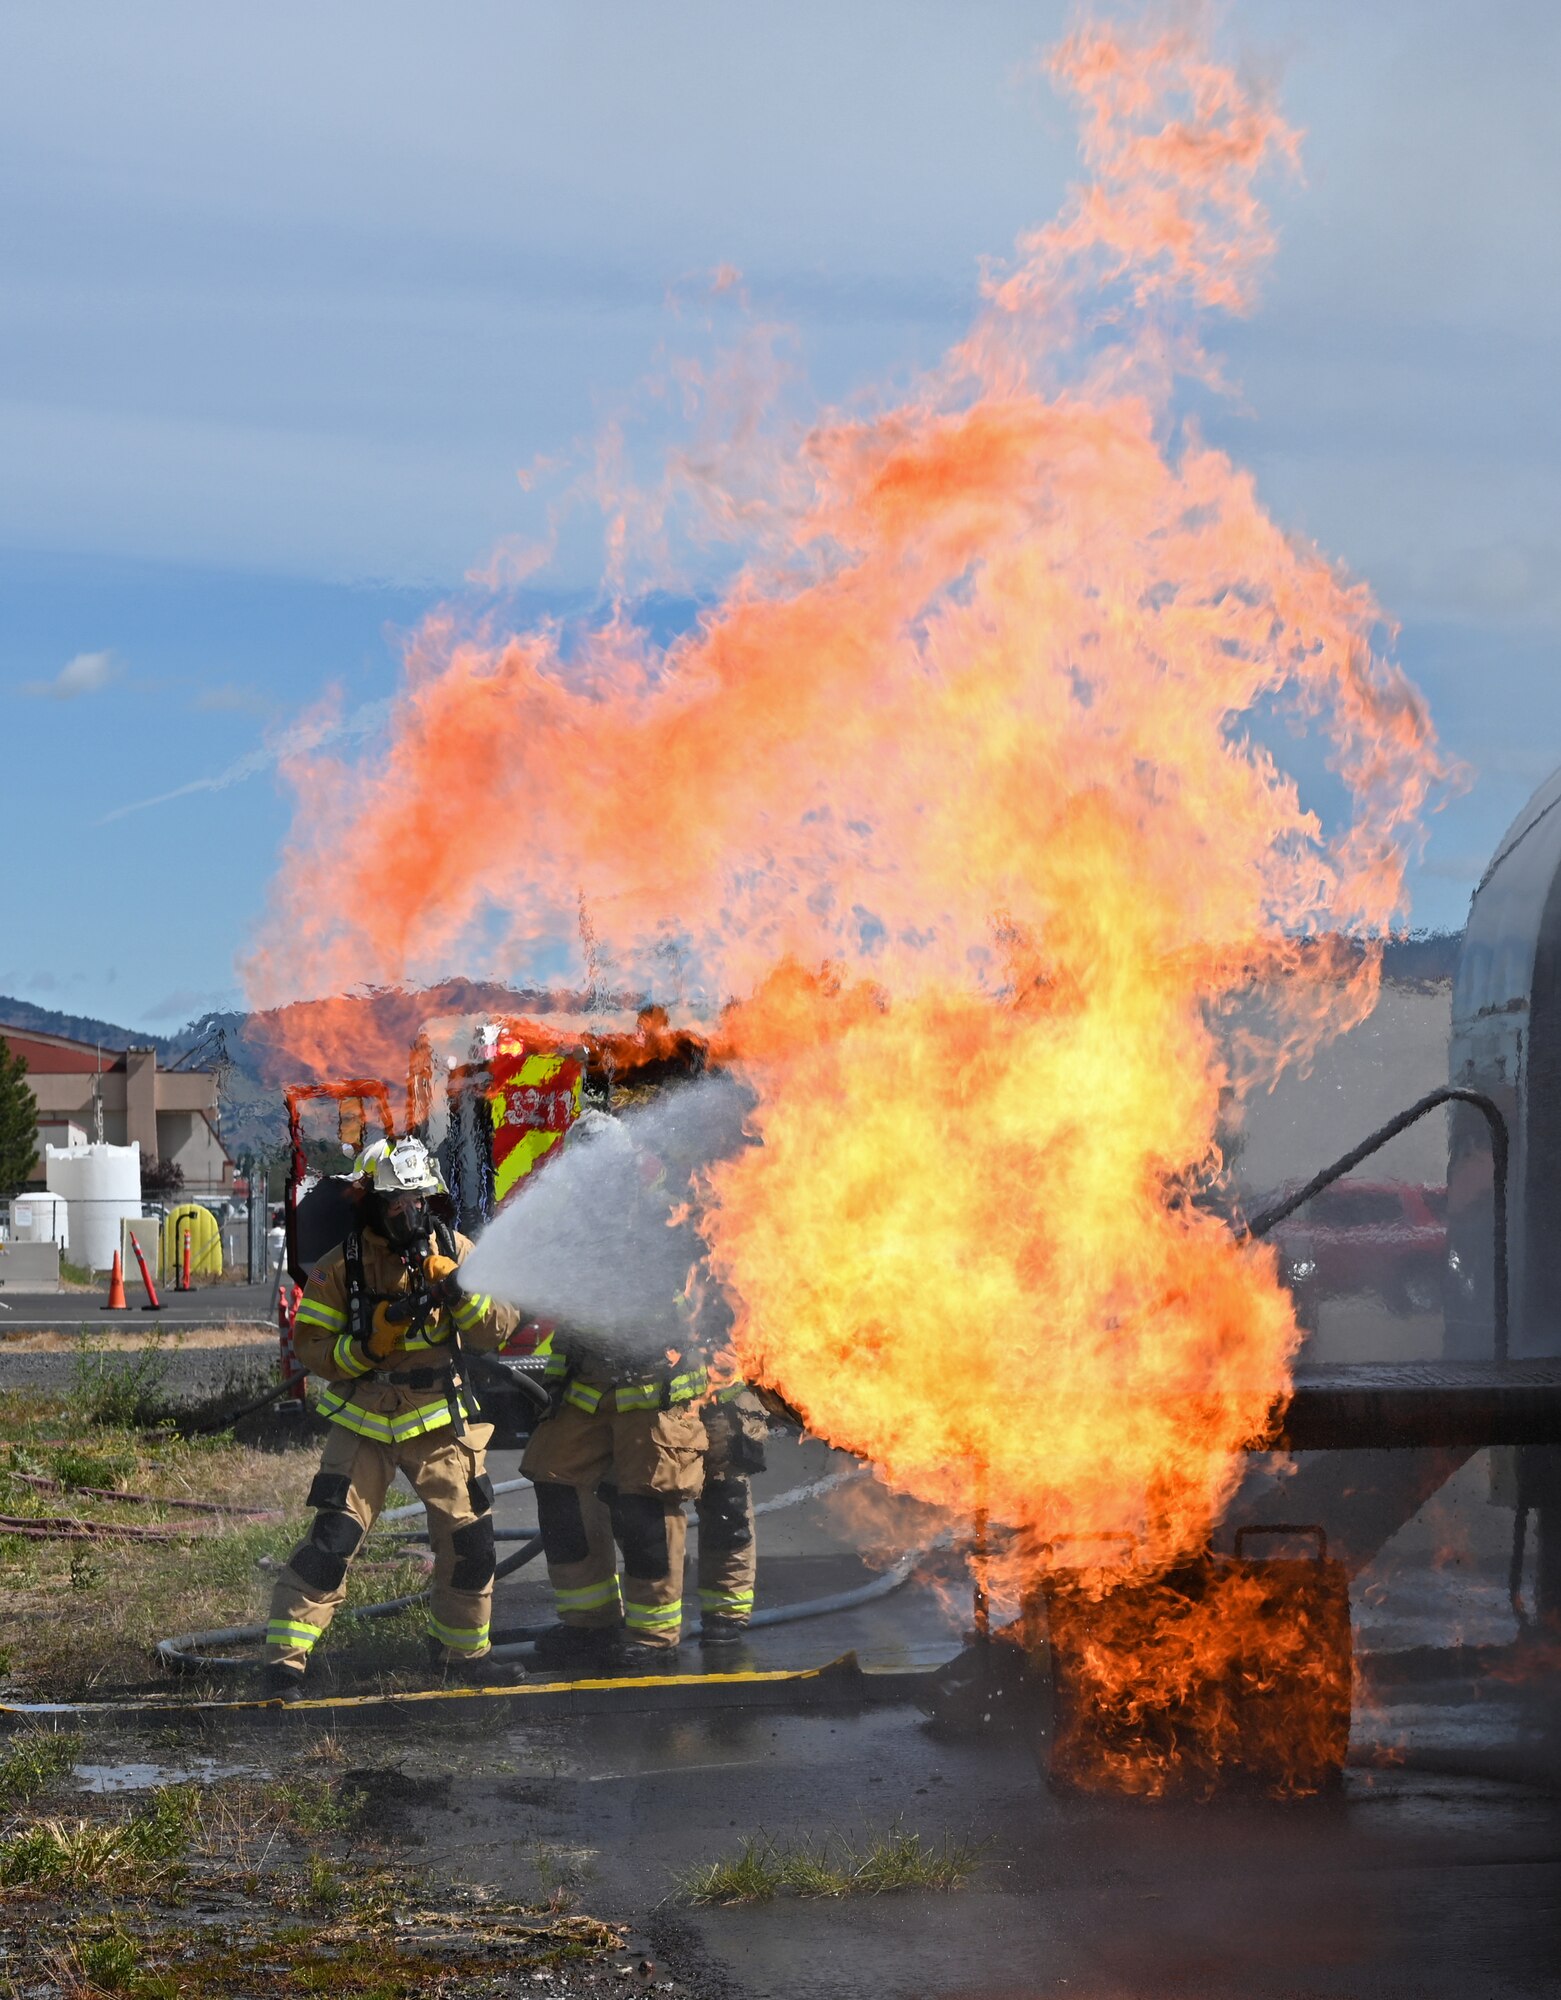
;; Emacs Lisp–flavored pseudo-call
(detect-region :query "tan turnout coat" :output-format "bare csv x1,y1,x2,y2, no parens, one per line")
292,1227,520,1441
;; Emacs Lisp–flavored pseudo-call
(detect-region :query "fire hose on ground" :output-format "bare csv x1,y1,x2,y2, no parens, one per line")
152,1463,914,1675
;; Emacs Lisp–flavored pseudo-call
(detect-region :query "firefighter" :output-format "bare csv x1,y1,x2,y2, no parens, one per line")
694,1384,769,1646
521,1117,711,1671
261,1136,521,1700
522,1342,708,1671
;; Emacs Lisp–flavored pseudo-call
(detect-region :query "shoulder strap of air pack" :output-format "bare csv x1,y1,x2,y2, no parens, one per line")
431,1216,457,1261
343,1230,368,1342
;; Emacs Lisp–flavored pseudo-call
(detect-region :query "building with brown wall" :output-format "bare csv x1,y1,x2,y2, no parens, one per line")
0,1028,235,1192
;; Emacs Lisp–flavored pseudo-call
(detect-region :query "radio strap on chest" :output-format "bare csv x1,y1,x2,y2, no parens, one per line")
343,1231,369,1344
423,1219,470,1439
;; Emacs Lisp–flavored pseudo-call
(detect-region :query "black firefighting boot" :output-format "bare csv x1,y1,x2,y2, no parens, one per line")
612,1636,685,1674
698,1616,750,1650
260,1662,307,1704
424,1637,495,1683
529,1623,621,1671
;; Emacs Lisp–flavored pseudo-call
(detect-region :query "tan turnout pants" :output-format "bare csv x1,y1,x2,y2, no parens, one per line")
265,1420,497,1672
695,1396,764,1627
522,1398,705,1648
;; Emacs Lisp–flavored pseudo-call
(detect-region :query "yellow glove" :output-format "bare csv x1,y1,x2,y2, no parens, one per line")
424,1253,460,1292
365,1302,405,1362
414,1253,461,1345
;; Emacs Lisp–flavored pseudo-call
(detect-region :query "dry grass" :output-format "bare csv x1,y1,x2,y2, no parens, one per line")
0,1749,627,1997
0,1389,431,1695
4,1328,278,1354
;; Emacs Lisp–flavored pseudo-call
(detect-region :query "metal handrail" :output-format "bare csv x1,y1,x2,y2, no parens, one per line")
1242,1087,1510,1363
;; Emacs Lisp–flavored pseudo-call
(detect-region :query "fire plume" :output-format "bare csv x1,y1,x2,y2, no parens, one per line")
247,23,1446,1585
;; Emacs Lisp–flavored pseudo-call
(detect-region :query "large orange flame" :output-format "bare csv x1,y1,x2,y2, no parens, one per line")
246,21,1445,1583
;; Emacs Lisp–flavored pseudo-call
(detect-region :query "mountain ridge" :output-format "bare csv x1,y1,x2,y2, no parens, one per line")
2,932,1464,1160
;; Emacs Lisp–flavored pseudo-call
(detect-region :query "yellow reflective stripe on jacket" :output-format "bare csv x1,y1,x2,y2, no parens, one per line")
623,1597,683,1632
554,1577,623,1614
451,1292,491,1329
296,1298,348,1333
330,1334,375,1378
313,1388,467,1443
563,1371,710,1415
613,1367,708,1411
612,1381,661,1411
714,1380,749,1404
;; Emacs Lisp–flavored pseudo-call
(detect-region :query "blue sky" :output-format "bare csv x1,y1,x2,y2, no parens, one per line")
3,1,1558,1030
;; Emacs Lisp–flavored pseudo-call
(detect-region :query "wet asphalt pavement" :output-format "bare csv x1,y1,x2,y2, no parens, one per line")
419,1699,1561,2000
421,1437,1561,1999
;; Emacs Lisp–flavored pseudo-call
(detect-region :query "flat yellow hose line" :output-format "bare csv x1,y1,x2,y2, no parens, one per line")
0,1653,930,1720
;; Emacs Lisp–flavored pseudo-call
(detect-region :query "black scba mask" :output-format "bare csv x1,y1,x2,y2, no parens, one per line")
376,1191,430,1250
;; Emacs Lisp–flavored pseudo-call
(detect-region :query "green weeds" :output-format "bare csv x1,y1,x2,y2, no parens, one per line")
0,1727,82,1805
69,1338,171,1430
49,1441,138,1491
266,1774,363,1836
673,1821,988,1905
303,1851,345,1912
77,1926,143,1993
69,1547,103,1591
0,1782,197,1891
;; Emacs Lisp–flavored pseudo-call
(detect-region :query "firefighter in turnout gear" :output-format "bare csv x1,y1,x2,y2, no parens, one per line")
262,1137,521,1700
522,1336,709,1671
521,1115,718,1671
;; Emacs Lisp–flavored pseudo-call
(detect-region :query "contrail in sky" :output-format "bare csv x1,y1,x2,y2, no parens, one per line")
96,699,392,825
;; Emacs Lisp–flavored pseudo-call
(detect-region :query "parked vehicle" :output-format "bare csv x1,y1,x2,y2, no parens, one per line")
1263,1180,1447,1321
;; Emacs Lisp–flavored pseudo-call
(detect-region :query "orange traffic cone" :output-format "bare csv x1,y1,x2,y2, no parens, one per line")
127,1230,163,1312
101,1250,129,1312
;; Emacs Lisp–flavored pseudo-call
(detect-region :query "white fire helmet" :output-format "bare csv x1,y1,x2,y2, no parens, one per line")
355,1136,447,1196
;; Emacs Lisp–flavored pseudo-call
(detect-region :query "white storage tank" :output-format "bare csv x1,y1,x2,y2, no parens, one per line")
8,1192,69,1251
45,1143,141,1272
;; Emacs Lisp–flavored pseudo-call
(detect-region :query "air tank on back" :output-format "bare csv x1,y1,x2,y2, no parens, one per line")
1448,766,1561,1359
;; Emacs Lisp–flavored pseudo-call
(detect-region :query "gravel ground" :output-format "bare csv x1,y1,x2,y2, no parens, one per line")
0,1335,277,1404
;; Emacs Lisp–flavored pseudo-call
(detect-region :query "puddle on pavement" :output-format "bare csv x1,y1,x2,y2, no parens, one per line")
74,1758,256,1793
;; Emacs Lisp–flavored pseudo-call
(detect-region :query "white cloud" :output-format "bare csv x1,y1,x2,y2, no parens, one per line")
21,649,118,699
